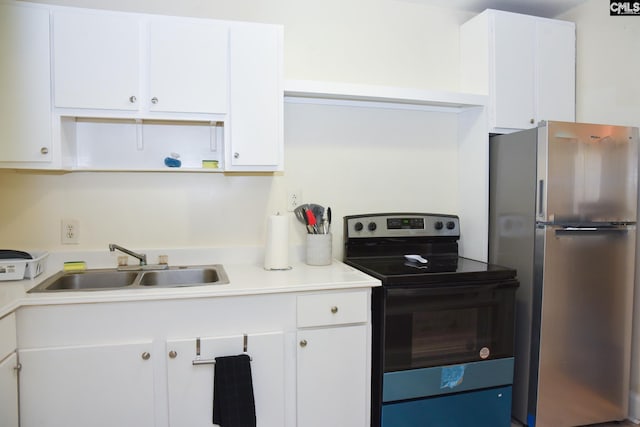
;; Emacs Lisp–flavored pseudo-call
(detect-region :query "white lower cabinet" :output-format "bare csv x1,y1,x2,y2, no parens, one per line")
296,291,371,427
297,325,368,427
19,341,155,427
16,289,372,426
166,331,286,427
0,352,19,427
0,312,19,427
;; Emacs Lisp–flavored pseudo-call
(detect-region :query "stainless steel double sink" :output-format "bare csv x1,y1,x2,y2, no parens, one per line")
28,265,229,293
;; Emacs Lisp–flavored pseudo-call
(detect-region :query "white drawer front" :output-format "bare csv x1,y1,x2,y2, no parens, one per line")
0,313,16,359
297,291,368,328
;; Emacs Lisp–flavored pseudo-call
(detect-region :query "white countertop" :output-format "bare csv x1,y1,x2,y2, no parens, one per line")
0,247,380,318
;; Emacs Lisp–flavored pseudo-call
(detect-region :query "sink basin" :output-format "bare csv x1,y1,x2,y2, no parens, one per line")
30,270,138,291
28,265,229,293
139,268,223,287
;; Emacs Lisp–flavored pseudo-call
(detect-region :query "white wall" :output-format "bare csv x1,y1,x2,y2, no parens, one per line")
0,0,470,260
561,0,640,420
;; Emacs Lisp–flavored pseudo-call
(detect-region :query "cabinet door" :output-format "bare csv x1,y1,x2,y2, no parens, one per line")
228,23,283,170
53,9,140,110
297,325,368,427
167,331,285,427
0,3,52,162
148,18,228,114
536,19,575,123
19,342,154,427
0,353,19,427
492,12,536,130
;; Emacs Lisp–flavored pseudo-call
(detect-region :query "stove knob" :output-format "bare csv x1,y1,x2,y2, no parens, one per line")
354,222,363,232
368,222,377,231
434,221,444,230
446,221,456,230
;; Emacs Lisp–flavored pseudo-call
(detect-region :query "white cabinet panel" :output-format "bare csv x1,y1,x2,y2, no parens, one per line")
297,325,368,427
536,19,576,124
166,331,285,427
148,18,228,114
19,341,155,427
0,313,16,358
297,291,368,327
53,9,229,117
0,3,52,163
228,22,283,170
461,9,575,133
0,353,19,427
492,11,536,130
53,9,140,110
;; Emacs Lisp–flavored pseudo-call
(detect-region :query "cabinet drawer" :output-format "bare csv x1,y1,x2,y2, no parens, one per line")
0,313,17,359
297,291,368,328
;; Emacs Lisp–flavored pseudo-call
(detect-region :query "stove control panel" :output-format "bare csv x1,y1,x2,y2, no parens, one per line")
345,213,459,238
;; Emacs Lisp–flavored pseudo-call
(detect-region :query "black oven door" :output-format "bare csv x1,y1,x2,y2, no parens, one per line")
383,279,518,372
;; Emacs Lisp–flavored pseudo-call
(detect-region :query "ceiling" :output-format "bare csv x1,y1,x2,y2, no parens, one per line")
406,0,589,18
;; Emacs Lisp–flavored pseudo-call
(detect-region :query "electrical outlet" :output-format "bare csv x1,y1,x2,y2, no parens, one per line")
287,189,302,212
61,219,79,244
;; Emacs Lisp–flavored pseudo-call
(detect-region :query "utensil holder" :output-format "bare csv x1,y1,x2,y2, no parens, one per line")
306,233,332,266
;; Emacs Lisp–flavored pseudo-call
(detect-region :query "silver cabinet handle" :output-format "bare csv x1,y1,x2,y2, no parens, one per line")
530,118,535,124
331,306,338,314
299,339,308,348
13,363,22,373
141,352,151,360
40,147,48,155
151,97,158,104
234,152,240,159
168,350,178,359
129,95,137,103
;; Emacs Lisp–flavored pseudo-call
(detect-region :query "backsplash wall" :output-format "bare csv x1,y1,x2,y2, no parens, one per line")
0,103,460,260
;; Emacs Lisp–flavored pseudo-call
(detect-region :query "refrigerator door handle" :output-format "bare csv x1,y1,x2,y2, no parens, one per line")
538,179,545,218
554,226,630,237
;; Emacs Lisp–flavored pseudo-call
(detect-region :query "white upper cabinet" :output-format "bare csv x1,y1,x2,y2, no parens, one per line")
460,9,575,133
53,9,140,111
227,22,283,171
0,3,52,163
147,17,228,115
52,9,229,117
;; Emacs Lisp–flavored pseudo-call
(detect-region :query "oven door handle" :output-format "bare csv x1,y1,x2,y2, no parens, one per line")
385,281,516,298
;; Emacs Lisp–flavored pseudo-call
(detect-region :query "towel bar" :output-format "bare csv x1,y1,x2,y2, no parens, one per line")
191,334,253,366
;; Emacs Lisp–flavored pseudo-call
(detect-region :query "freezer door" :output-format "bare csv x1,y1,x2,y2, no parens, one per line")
534,225,635,426
537,121,638,223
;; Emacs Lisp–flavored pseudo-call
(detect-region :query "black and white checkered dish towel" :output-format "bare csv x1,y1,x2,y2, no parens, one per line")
213,354,256,427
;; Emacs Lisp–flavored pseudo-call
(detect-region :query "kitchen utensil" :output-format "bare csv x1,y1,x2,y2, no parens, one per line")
309,204,325,224
294,204,310,224
305,209,318,234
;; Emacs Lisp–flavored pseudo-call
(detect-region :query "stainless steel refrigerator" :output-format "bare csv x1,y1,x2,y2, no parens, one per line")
489,121,639,427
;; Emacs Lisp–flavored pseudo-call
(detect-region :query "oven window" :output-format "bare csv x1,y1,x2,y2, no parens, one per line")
384,284,515,372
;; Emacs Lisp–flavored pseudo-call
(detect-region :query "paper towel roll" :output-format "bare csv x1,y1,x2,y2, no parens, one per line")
264,214,290,270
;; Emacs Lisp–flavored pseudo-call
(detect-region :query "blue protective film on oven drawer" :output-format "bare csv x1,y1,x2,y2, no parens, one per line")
382,385,512,427
383,357,514,403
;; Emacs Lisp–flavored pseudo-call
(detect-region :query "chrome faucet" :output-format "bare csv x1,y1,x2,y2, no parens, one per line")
108,243,147,266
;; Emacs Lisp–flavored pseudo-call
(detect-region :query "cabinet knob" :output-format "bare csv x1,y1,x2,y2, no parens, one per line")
151,97,159,104
234,152,240,159
141,352,151,360
168,350,178,359
299,339,308,348
530,118,535,124
331,306,338,314
40,147,48,155
129,95,137,103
